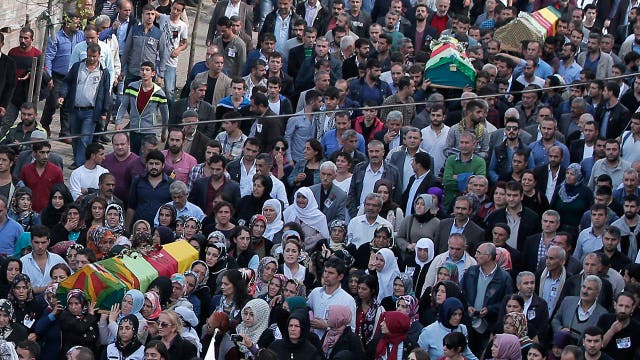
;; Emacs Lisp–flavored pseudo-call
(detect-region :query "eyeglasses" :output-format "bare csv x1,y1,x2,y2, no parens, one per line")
505,126,519,131
159,321,172,328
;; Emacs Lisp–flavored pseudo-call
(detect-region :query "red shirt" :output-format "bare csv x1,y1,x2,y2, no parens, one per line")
20,162,64,212
137,85,153,113
430,14,449,35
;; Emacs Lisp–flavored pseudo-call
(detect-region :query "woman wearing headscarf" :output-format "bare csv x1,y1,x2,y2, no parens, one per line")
86,225,117,260
33,284,61,360
189,260,212,332
255,257,279,297
0,299,28,343
0,258,21,300
259,273,287,306
262,199,284,243
395,295,422,354
380,273,414,311
148,277,174,309
0,340,18,360
417,298,478,360
100,289,149,345
202,237,239,294
106,314,145,360
358,179,404,234
232,298,273,359
283,187,330,251
419,280,464,327
321,305,364,360
167,273,194,311
491,333,522,360
502,312,533,359
7,274,42,336
365,311,410,360
550,163,594,234
249,215,273,258
268,311,323,360
40,184,74,230
374,248,400,303
396,194,440,266
50,204,87,246
236,175,274,225
105,203,128,239
59,289,99,355
152,226,175,246
411,238,434,296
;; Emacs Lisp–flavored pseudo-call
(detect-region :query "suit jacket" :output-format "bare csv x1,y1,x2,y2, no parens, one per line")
406,23,438,52
594,102,631,139
433,217,485,255
295,2,330,35
551,296,609,342
194,71,232,108
462,265,514,329
187,131,210,164
287,44,312,79
309,183,347,223
533,164,566,197
342,55,360,80
207,0,253,44
610,0,631,38
484,207,541,251
389,147,434,193
188,176,241,211
295,55,342,91
0,52,17,109
252,108,284,152
348,162,401,218
558,274,614,310
260,10,303,45
169,98,217,137
523,233,547,273
577,51,613,80
569,139,587,164
401,172,438,214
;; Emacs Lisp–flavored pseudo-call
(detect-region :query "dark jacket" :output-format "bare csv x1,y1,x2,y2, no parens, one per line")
295,2,331,35
252,108,285,152
288,44,313,79
559,273,614,310
401,172,439,214
156,334,197,360
321,326,365,360
533,164,566,198
484,206,541,251
59,61,112,123
595,101,631,139
0,54,16,109
348,76,392,106
295,55,342,92
461,265,514,329
569,139,588,164
169,98,217,137
188,176,241,212
188,131,211,164
433,217,485,255
496,293,549,345
260,11,303,46
491,140,531,183
348,161,401,218
342,55,360,80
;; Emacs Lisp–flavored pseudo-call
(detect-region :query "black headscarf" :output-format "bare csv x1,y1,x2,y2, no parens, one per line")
284,310,311,350
147,277,172,308
115,314,143,357
40,184,73,229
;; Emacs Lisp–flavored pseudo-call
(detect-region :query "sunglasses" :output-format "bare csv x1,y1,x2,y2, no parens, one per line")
274,146,286,151
159,321,172,328
443,343,456,349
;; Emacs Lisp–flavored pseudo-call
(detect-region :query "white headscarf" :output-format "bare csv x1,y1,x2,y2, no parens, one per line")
262,199,284,241
235,299,271,355
283,187,330,239
376,248,400,302
415,238,435,268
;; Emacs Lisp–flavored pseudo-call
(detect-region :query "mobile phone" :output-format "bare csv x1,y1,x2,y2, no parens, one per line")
231,334,243,342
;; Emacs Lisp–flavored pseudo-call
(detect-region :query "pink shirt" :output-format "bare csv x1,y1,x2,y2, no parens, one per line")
162,150,198,183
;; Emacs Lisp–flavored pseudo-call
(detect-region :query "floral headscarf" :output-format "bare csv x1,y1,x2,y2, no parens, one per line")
256,256,278,293
0,300,14,322
105,203,125,235
396,295,419,324
8,274,33,305
496,247,513,271
505,311,529,340
189,260,210,288
66,288,85,308
436,262,460,285
44,283,59,309
171,273,187,297
143,291,162,321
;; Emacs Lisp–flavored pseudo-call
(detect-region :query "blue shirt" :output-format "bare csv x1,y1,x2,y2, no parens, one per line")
320,129,366,158
128,174,174,225
153,201,205,227
284,112,315,162
45,29,86,76
0,218,24,257
529,140,570,168
583,53,599,74
515,58,553,80
558,60,582,85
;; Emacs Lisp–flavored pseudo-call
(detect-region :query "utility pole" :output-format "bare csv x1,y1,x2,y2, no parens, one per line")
187,0,204,72
34,0,56,103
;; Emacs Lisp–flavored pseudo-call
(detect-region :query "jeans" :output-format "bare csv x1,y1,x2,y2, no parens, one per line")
164,65,177,108
71,109,97,166
258,0,274,31
41,73,70,136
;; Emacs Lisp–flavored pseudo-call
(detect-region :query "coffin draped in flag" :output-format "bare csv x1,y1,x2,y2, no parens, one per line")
99,256,140,290
118,251,159,292
163,240,200,273
56,263,127,309
493,6,561,52
424,36,476,89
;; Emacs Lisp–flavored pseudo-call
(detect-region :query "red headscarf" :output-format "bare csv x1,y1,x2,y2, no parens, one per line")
374,311,410,360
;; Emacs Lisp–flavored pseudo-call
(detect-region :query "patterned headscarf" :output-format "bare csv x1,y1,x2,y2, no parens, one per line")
66,288,86,308
505,311,528,340
44,283,59,309
143,291,162,321
257,256,278,293
105,203,125,235
189,260,210,287
0,300,14,321
396,295,419,324
8,274,33,305
171,273,187,297
496,247,513,271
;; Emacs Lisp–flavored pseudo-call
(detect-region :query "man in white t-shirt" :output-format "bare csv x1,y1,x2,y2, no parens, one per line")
69,143,110,200
158,1,188,105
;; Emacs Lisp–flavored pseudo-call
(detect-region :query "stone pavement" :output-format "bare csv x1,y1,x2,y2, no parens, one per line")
40,2,213,182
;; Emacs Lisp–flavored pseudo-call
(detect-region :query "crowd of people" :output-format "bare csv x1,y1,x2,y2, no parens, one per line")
3,0,640,359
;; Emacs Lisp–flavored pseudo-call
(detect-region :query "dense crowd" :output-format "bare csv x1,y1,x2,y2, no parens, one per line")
3,0,640,359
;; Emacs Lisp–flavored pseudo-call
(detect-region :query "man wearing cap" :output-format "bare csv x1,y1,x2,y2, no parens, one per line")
0,102,46,153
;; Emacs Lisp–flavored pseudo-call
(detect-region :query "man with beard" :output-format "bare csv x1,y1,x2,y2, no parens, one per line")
348,58,392,106
248,93,280,152
613,169,640,205
488,117,532,184
577,33,613,79
126,150,174,229
612,195,640,261
260,0,303,54
597,226,632,272
595,82,631,139
347,0,372,38
189,154,240,215
169,80,216,138
597,291,640,358
343,38,370,80
19,142,63,212
445,99,491,160
529,118,570,168
161,128,198,184
588,139,631,191
287,90,323,162
558,43,582,85
0,102,47,153
6,28,45,124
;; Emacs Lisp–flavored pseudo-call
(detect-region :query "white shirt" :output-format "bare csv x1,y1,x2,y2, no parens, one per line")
421,125,450,176
21,252,67,288
402,152,414,191
69,165,110,200
545,166,560,202
239,158,257,197
360,164,383,205
270,175,290,208
347,214,392,248
582,143,594,161
225,0,241,18
307,286,357,338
